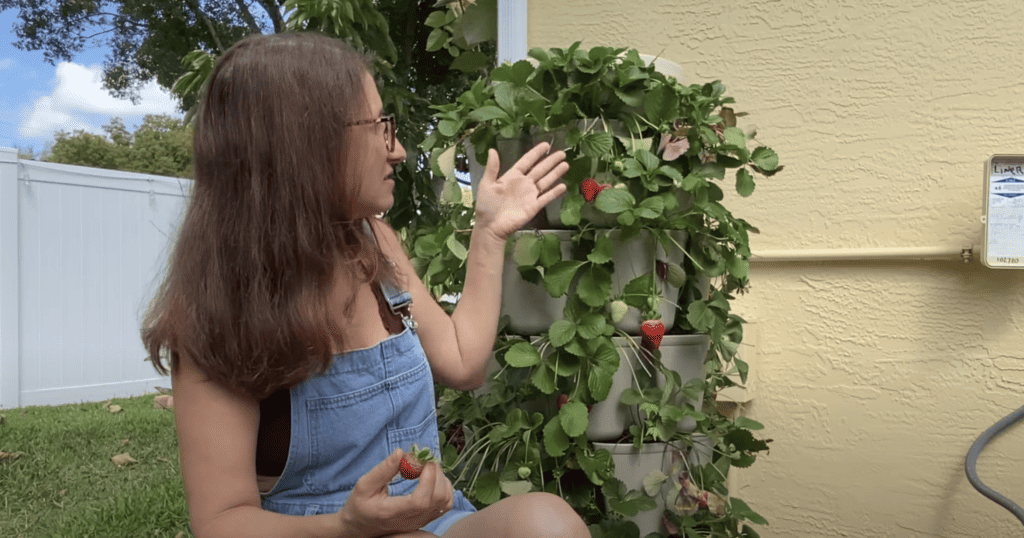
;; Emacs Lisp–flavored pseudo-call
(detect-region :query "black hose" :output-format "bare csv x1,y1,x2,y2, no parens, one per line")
964,403,1024,529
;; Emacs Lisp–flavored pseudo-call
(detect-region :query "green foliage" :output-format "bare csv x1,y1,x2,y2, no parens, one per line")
1,0,258,115
44,115,195,179
424,0,496,73
424,41,777,536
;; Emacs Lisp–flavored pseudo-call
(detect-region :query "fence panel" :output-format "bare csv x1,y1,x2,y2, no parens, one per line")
0,147,192,409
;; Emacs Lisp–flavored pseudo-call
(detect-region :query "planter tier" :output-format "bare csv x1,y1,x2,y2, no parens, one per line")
499,228,688,336
586,334,709,441
500,230,575,335
594,434,711,537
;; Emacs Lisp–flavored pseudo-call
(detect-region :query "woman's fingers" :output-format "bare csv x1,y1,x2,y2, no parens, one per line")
511,142,555,175
527,150,568,182
354,448,403,497
434,463,454,511
411,461,437,506
538,161,570,191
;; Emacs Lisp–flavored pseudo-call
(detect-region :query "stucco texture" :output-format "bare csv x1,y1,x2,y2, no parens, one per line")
528,1,1024,536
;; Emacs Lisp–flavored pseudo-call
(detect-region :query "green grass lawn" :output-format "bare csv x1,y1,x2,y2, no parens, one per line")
0,393,192,538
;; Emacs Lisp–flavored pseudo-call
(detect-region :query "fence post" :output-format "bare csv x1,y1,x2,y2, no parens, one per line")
0,147,20,410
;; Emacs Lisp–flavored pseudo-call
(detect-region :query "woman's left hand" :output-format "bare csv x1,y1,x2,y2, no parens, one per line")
473,142,570,242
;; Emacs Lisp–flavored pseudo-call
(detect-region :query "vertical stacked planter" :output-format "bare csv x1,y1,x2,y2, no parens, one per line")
420,41,777,535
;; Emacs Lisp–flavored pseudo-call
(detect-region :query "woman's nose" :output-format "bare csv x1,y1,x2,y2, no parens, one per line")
390,138,407,163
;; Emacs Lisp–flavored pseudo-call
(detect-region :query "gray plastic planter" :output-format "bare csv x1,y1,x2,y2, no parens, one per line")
593,434,713,537
499,230,576,335
605,229,688,333
587,334,710,441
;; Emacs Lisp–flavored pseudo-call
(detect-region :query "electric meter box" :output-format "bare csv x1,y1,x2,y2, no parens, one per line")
982,155,1024,269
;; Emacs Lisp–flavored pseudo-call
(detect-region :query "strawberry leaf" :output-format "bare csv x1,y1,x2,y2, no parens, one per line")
504,342,542,368
543,416,571,457
558,401,589,437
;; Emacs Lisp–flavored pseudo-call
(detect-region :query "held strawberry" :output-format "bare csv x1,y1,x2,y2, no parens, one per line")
398,444,436,480
640,318,665,351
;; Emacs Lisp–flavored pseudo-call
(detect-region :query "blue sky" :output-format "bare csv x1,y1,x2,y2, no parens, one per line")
0,6,275,157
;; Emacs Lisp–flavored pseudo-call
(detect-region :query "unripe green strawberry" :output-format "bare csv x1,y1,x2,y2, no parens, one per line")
665,262,686,288
608,300,628,323
656,260,687,288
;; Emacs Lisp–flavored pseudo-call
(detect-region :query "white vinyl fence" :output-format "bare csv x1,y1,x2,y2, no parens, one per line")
0,147,192,410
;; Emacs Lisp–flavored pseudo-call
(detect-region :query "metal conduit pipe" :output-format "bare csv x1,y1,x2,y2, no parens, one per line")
748,246,975,263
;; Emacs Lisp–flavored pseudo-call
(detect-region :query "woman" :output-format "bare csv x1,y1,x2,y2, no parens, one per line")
141,31,587,538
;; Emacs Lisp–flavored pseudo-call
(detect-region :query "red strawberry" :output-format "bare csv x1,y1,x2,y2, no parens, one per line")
580,178,601,203
640,319,665,351
398,444,435,480
656,260,667,281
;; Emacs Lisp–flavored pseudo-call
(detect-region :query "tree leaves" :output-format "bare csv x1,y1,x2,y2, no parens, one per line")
45,115,195,178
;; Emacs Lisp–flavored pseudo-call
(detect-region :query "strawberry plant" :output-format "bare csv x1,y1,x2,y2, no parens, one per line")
415,38,777,538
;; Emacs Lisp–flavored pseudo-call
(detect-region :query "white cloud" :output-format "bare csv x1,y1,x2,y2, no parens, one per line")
19,62,185,141
0,59,14,70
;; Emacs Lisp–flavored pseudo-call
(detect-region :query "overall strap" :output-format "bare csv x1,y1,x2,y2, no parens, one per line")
362,219,415,323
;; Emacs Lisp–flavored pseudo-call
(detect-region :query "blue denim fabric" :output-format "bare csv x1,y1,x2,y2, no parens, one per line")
257,220,477,535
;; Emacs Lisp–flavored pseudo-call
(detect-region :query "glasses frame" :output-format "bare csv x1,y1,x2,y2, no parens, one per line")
343,114,396,152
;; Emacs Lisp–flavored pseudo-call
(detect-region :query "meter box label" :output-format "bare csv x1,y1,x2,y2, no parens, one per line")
983,155,1024,269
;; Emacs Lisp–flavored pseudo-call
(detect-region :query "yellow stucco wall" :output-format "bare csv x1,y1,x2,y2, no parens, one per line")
527,1,1024,536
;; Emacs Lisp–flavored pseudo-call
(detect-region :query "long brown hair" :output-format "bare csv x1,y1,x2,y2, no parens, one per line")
141,31,404,401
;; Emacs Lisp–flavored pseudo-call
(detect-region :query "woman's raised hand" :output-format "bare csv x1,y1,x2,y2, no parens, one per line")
473,142,570,242
337,448,454,537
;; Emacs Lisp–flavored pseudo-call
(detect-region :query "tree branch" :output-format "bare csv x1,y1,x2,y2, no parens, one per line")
82,9,149,43
254,0,285,34
233,0,263,34
82,27,117,41
182,0,226,53
93,12,149,29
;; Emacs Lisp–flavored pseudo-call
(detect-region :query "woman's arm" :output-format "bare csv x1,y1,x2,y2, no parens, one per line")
174,352,347,538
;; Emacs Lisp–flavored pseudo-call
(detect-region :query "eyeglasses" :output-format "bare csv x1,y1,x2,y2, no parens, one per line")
343,114,396,152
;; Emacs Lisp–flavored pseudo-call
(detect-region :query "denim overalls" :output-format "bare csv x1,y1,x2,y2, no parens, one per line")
255,219,477,535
